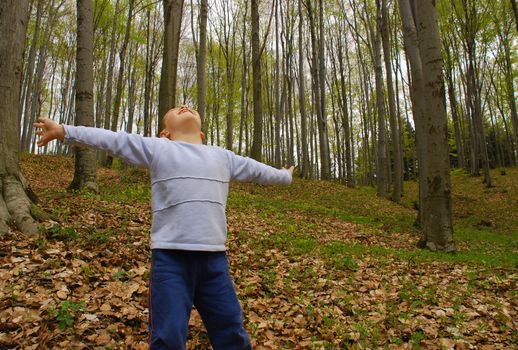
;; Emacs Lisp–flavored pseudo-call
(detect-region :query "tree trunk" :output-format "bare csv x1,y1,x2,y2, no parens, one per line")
298,0,310,178
158,0,184,131
502,27,518,161
317,0,331,179
250,0,263,161
0,0,41,235
19,0,44,150
373,1,389,197
273,0,280,167
238,0,248,155
413,0,456,252
197,0,208,143
444,41,466,168
69,0,98,192
381,0,402,202
106,0,135,167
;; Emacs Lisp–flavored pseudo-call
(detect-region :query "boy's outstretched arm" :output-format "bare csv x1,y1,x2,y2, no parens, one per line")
33,117,158,168
226,150,295,185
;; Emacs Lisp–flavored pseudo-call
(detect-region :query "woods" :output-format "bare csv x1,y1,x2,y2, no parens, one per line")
1,1,518,257
4,0,518,247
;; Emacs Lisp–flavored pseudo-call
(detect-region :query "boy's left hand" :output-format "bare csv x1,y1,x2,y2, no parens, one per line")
33,117,65,147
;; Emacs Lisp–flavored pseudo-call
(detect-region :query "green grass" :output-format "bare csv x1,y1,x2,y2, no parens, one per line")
227,172,518,269
77,164,518,269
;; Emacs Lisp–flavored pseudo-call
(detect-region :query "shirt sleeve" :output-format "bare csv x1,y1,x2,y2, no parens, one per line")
62,124,158,168
225,150,292,185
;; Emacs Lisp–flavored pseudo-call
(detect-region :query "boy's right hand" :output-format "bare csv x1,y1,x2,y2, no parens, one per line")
283,165,296,175
159,129,171,140
33,117,65,147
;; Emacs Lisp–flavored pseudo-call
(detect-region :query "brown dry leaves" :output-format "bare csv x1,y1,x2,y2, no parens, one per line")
0,154,514,349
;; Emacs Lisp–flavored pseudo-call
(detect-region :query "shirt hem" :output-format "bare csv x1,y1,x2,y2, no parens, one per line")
150,242,226,251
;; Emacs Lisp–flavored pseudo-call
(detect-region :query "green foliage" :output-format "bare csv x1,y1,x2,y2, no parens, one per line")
46,224,78,241
48,300,86,330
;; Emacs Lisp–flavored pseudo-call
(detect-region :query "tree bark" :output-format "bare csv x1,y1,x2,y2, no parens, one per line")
381,0,402,202
159,0,185,130
298,0,310,179
0,0,41,235
402,0,456,252
197,0,208,143
317,0,331,179
69,0,98,192
373,1,389,197
106,0,135,167
250,0,263,161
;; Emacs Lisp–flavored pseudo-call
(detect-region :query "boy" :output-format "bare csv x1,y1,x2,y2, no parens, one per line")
33,105,295,350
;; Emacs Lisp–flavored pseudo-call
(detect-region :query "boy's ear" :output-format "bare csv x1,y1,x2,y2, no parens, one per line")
200,131,206,142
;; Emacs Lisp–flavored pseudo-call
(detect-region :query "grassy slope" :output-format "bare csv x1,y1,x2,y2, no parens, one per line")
0,153,514,349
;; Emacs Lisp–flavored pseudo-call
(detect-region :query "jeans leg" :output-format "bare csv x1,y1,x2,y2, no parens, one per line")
148,249,196,350
194,252,252,350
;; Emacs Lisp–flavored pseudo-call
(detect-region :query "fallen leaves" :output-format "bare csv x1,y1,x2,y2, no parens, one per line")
0,154,514,348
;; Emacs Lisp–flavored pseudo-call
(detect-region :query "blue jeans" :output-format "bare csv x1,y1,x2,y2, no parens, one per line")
148,249,252,350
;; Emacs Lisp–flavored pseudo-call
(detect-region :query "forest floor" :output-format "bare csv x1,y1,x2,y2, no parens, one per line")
0,153,516,349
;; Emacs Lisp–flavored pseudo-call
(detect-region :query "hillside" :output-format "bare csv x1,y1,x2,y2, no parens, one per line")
0,153,515,349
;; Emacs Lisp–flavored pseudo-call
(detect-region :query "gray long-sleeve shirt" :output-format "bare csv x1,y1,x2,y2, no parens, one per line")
62,125,292,251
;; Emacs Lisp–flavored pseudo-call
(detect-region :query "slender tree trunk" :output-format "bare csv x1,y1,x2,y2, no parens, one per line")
317,0,331,179
19,0,44,149
373,2,389,197
298,0,310,178
502,31,518,160
238,0,248,155
381,0,402,202
105,0,135,167
159,0,184,131
197,0,208,143
250,0,263,161
274,0,282,168
69,0,98,192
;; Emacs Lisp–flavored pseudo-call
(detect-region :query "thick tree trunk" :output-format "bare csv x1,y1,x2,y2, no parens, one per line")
159,0,184,130
399,0,428,230
414,0,456,252
0,0,41,235
69,0,98,192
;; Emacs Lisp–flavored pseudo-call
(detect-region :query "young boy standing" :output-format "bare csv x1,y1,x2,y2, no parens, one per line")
33,106,295,350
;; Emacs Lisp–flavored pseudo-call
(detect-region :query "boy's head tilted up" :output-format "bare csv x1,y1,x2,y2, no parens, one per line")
159,105,206,144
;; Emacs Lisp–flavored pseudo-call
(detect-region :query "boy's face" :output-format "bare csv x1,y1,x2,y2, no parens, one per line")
161,105,205,141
